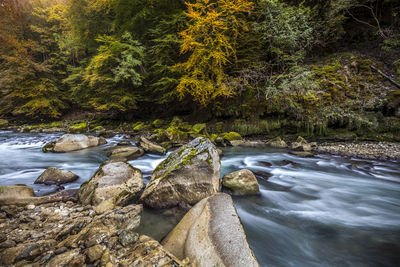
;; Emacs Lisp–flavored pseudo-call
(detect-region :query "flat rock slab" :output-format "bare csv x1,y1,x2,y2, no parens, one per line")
162,193,259,267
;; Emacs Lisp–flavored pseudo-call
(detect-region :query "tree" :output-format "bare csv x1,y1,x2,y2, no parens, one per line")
176,0,254,106
82,32,145,113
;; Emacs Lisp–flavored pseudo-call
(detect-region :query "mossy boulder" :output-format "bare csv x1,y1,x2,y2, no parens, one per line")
221,132,242,141
0,185,35,205
34,167,79,185
291,136,312,151
266,137,288,148
222,169,260,195
191,123,206,134
78,161,144,210
162,193,259,266
139,137,220,209
165,126,190,145
108,146,144,160
42,134,107,153
68,122,87,133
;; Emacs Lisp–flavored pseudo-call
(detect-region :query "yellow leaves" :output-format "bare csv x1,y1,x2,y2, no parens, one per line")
176,0,253,105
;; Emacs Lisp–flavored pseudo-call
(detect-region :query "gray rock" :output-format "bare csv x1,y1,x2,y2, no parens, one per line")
162,193,259,267
222,169,260,195
42,134,107,153
291,136,311,152
139,137,220,209
119,230,139,247
137,137,167,155
266,136,288,148
108,146,144,160
78,161,143,209
35,167,79,185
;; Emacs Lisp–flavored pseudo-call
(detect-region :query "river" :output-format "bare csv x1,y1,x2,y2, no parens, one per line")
0,131,399,266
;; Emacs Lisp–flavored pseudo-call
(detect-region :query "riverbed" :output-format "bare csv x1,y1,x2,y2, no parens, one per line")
0,131,399,266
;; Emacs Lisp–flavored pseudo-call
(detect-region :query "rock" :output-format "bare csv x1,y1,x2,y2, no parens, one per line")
266,136,288,148
137,137,167,155
191,123,206,134
165,126,190,145
140,137,220,209
78,161,143,208
115,235,189,266
259,161,272,167
108,146,144,160
0,187,78,206
162,193,259,267
220,132,243,146
289,151,314,157
98,130,115,138
230,140,266,147
117,140,132,146
222,169,260,195
45,248,82,267
42,134,107,153
86,244,104,263
35,167,79,185
119,230,139,247
291,136,311,152
0,119,9,127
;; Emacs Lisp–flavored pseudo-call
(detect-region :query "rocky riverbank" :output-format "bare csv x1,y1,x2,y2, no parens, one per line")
0,137,261,267
315,141,400,161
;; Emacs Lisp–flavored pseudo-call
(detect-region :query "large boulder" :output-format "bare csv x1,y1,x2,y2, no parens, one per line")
222,169,260,195
34,167,79,185
108,146,144,160
42,134,107,153
78,161,143,210
139,137,220,209
137,137,167,155
162,193,259,267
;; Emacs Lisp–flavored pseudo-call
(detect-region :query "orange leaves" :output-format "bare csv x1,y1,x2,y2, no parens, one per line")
176,0,253,106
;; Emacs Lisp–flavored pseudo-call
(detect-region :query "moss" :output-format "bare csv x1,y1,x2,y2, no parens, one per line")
0,119,9,127
165,126,189,143
191,123,206,134
92,126,104,131
132,122,145,131
49,121,63,128
221,132,242,141
69,122,87,133
152,119,164,128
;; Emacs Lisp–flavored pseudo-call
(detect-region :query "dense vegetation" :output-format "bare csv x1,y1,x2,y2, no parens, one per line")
1,0,399,138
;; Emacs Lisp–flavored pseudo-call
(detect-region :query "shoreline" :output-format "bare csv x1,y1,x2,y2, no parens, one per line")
1,125,400,162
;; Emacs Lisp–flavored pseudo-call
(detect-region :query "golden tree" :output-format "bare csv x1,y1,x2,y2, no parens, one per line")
176,0,253,106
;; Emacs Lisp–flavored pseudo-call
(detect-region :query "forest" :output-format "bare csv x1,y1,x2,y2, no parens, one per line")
0,0,400,139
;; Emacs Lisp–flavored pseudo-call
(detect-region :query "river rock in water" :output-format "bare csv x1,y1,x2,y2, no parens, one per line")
78,161,143,211
162,193,259,267
108,146,144,160
137,137,167,155
42,134,107,153
34,167,79,185
139,137,220,209
222,169,260,195
291,136,312,152
266,136,288,148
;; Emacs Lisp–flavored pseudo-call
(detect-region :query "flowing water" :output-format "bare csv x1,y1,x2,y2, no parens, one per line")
0,131,399,266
